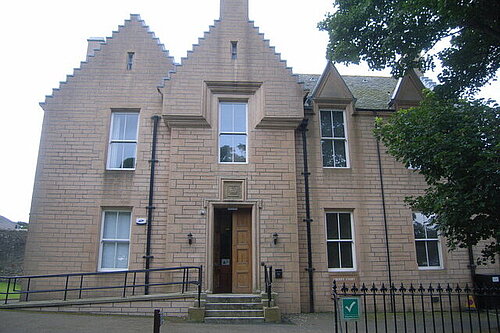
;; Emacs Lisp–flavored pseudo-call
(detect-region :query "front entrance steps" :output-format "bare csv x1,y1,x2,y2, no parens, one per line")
197,293,280,324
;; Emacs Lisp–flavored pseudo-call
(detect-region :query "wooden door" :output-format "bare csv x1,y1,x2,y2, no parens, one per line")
232,209,252,293
213,209,232,293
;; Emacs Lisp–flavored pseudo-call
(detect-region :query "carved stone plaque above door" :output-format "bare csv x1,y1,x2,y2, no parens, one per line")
222,180,245,201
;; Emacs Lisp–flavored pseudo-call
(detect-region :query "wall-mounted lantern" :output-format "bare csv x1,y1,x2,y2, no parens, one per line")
272,232,278,245
187,233,193,245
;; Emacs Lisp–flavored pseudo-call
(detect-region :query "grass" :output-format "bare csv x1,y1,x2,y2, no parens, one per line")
0,281,20,301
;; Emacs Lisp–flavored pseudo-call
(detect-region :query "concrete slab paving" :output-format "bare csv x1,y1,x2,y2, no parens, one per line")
0,310,335,333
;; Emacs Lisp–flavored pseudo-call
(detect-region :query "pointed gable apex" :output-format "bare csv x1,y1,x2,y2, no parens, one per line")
161,1,303,129
390,69,426,109
41,14,175,110
311,62,354,103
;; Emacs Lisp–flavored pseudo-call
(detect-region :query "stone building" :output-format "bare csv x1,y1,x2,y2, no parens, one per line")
24,0,498,316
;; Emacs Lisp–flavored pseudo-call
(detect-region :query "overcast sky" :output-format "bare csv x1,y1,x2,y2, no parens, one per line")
0,0,498,222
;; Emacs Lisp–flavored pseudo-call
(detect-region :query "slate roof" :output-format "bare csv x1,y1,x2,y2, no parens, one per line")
298,73,433,110
297,74,321,93
343,76,397,109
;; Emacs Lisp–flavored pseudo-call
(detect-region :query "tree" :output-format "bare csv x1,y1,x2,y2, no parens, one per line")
374,91,500,262
318,0,500,97
319,0,500,262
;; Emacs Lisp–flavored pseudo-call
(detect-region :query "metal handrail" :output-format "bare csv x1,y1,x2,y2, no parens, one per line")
263,264,273,307
1,265,203,306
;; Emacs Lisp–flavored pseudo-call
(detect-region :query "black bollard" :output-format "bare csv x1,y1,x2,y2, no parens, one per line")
153,309,161,333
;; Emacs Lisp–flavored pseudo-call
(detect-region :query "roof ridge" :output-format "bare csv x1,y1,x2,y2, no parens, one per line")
342,74,394,79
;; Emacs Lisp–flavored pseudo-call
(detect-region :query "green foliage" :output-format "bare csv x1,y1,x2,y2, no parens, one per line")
0,281,20,301
374,91,500,263
318,0,500,96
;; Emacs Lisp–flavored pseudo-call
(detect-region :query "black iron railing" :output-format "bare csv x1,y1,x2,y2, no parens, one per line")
332,280,500,333
1,265,203,307
263,263,273,307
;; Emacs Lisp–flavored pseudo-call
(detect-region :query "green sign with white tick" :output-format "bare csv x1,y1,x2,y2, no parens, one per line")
341,297,360,320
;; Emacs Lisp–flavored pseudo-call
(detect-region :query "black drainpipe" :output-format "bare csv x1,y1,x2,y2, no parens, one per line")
298,118,315,313
467,246,477,287
144,114,160,295
374,117,393,288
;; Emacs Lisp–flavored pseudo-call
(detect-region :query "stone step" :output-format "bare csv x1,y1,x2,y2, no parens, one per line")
205,302,263,310
206,294,262,303
205,309,264,317
204,317,265,324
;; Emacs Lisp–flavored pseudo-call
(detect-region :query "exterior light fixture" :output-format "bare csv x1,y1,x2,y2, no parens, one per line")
187,233,193,245
272,232,278,245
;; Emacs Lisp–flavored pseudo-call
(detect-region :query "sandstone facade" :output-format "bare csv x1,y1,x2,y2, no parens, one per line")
24,0,498,314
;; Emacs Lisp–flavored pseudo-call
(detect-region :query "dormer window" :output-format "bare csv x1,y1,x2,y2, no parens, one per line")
320,110,349,168
126,52,134,70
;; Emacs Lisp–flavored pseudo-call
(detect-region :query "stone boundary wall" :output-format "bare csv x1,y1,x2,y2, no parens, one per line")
25,299,192,317
0,230,27,276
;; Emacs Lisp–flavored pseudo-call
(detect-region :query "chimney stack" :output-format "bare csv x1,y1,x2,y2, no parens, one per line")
220,0,248,21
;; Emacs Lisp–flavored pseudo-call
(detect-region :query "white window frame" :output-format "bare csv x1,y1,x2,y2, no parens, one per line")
326,211,356,272
218,102,248,164
106,111,139,170
320,110,350,168
98,210,132,272
412,212,444,270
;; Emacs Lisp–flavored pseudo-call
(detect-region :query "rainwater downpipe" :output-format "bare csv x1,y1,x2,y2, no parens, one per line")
299,118,315,313
144,114,160,295
467,246,477,287
374,117,393,288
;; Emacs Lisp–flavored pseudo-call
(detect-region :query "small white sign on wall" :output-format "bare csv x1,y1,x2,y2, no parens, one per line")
136,218,147,225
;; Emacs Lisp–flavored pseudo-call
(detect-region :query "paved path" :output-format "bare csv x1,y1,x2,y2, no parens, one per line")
0,310,334,333
2,309,497,332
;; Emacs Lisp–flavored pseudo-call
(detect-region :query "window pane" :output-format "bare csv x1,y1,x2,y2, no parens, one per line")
220,135,233,162
415,241,428,266
123,114,138,140
320,111,333,137
427,241,441,266
220,104,233,132
122,143,136,168
340,242,353,268
326,213,339,239
219,134,246,162
233,134,246,162
327,242,340,268
109,143,136,169
109,143,123,168
111,114,126,140
220,103,246,133
413,220,426,239
116,243,129,268
117,212,131,239
332,111,345,138
334,140,347,167
426,225,438,239
101,242,115,268
103,212,117,239
339,213,351,239
233,104,246,132
321,139,334,167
